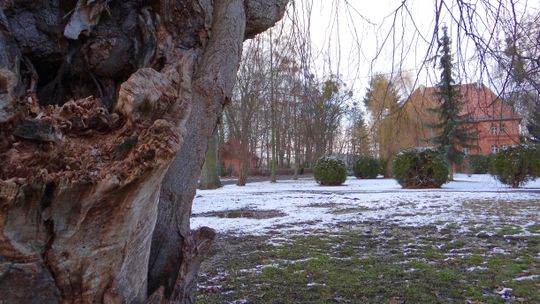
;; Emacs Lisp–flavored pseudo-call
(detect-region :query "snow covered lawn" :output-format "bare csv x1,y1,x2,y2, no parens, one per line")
192,174,540,236
194,174,540,303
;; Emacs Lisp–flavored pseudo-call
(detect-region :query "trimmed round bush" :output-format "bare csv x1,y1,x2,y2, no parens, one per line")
392,148,449,188
466,154,490,174
489,144,540,188
313,156,347,186
353,157,380,179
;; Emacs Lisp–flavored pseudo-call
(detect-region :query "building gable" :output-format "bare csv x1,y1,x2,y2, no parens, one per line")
401,83,521,156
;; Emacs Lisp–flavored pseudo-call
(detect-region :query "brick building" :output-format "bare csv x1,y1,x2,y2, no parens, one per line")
401,83,521,156
219,138,258,176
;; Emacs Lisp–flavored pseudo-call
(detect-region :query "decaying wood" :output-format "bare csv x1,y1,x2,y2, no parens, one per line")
170,227,216,303
0,0,287,303
0,8,23,123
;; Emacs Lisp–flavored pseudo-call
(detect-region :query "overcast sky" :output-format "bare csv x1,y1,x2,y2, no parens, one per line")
298,0,538,99
307,0,438,95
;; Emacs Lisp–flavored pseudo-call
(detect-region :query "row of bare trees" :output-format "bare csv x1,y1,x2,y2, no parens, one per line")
221,21,372,185
212,5,539,186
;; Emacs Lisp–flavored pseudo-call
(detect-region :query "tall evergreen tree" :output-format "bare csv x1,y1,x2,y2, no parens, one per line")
429,26,476,179
527,100,540,143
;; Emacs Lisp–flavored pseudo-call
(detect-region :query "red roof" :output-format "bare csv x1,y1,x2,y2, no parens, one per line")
412,83,521,122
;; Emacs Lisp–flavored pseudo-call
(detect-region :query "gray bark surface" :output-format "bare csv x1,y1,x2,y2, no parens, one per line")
148,1,246,298
199,128,222,190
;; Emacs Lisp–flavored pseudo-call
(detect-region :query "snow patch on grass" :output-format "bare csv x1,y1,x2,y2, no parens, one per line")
513,274,540,281
192,174,540,235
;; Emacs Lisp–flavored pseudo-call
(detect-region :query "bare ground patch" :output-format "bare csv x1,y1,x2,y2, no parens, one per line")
193,209,287,219
302,202,341,208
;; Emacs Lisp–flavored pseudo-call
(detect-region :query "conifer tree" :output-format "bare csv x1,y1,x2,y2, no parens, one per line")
430,26,476,179
527,101,540,143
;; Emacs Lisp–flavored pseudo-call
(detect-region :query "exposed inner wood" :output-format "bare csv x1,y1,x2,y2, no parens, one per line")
0,0,287,303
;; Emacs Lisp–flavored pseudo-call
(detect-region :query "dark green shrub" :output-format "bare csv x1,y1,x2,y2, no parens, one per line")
353,157,380,179
313,157,347,186
392,148,449,188
466,154,490,174
489,144,540,188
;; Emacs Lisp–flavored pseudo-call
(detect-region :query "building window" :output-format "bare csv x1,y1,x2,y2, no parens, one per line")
500,123,506,133
463,147,470,155
501,145,508,150
490,125,497,135
491,145,498,154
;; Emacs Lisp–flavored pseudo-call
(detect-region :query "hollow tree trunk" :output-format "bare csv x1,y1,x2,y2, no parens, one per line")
0,1,287,303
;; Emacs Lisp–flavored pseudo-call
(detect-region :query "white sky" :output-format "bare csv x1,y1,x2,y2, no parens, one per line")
307,0,439,97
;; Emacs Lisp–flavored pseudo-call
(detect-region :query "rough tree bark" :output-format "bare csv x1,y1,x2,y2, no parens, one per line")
199,128,221,190
0,0,287,303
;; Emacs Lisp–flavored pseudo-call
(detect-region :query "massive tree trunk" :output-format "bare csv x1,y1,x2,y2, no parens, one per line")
0,1,287,303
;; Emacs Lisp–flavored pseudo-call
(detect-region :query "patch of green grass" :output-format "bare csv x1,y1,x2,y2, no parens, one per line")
438,222,461,235
424,246,444,260
459,252,540,301
526,236,540,246
459,254,484,266
527,223,540,234
496,225,523,237
509,279,540,301
198,222,540,304
443,239,467,250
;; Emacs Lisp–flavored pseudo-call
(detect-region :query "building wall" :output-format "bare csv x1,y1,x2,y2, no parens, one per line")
467,119,521,155
400,83,522,157
220,138,259,176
